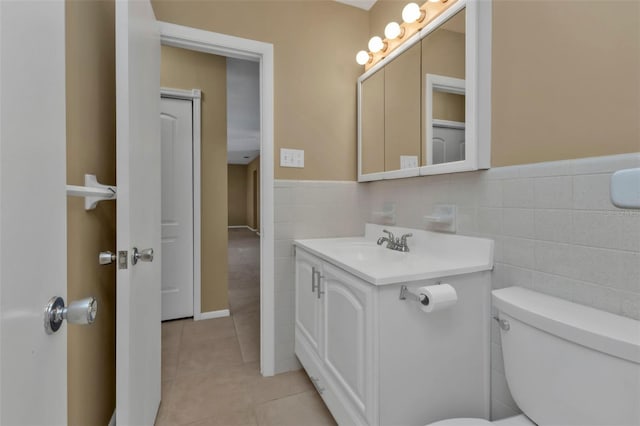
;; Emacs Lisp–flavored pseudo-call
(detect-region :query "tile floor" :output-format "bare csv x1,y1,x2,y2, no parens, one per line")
157,228,336,426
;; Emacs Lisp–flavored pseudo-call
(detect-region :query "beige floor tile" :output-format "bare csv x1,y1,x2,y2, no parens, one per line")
181,316,237,347
162,346,180,381
185,409,257,426
230,296,260,315
254,390,336,426
176,335,244,377
162,370,253,425
249,369,314,405
162,319,187,351
237,328,260,363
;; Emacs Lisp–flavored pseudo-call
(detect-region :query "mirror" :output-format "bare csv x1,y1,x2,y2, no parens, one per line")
358,1,489,182
421,9,466,167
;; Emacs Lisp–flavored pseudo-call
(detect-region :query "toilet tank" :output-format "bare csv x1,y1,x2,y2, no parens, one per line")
493,287,640,426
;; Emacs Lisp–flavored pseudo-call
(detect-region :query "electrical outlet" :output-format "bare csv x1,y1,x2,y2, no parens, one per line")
280,148,304,168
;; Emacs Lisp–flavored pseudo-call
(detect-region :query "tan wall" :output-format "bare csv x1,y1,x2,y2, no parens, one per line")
161,45,229,312
246,157,261,231
228,165,248,226
492,0,640,165
66,1,116,424
151,0,370,181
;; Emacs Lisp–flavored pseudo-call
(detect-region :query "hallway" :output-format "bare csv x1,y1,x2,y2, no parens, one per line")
156,229,336,426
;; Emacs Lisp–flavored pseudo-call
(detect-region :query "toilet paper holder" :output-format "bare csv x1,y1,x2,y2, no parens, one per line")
399,284,432,306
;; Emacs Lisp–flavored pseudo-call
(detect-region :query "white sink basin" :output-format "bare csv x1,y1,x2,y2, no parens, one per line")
294,223,494,285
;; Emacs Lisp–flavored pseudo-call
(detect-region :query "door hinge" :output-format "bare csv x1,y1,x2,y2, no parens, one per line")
118,251,128,269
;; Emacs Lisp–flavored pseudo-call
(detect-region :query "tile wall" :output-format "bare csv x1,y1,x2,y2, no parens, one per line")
273,153,640,419
273,180,370,373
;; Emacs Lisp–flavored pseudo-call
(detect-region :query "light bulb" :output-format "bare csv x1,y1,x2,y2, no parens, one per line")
384,22,404,39
402,2,423,23
356,50,371,65
368,36,385,53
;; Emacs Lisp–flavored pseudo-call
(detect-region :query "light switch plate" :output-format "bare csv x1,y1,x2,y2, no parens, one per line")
280,148,304,168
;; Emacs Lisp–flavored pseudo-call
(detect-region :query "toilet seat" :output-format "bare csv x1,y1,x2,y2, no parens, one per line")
427,415,536,426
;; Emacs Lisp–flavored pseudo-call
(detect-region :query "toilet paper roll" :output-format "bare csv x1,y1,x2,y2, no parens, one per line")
417,284,457,313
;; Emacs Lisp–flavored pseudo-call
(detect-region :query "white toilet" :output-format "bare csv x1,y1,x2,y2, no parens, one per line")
429,286,640,426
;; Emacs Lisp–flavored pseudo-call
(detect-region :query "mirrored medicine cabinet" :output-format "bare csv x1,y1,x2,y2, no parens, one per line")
357,0,492,182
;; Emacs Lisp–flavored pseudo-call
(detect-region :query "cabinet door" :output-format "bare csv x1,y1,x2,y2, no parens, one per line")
295,249,322,355
322,263,375,420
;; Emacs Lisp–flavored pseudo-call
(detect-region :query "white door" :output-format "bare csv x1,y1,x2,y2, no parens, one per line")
116,0,162,424
160,97,194,321
0,1,68,423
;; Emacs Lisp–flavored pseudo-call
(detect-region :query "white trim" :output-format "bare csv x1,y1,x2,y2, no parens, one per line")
159,22,275,377
433,119,465,130
108,409,116,426
160,87,201,100
227,225,259,233
199,309,230,320
160,87,203,322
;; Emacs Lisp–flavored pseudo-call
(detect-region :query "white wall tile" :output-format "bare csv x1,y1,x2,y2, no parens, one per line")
534,209,572,243
479,180,503,207
478,207,503,236
572,210,640,252
502,237,535,269
495,263,533,289
534,176,572,209
491,399,522,421
570,281,623,317
621,291,640,320
275,240,294,259
534,241,575,278
502,208,535,238
491,370,518,411
570,246,640,293
573,174,618,210
503,178,534,208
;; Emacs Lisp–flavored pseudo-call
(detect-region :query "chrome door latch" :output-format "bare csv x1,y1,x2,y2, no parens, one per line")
131,247,154,265
99,251,116,265
44,296,97,334
118,251,128,269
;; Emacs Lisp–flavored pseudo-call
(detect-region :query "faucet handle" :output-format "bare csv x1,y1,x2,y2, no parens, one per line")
400,233,413,242
383,229,395,240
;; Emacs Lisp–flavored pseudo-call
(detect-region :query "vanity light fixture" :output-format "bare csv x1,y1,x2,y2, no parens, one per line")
355,0,453,70
402,2,426,24
368,36,386,53
356,50,372,65
384,22,404,40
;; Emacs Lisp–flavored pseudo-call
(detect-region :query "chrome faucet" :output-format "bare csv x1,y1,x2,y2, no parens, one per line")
376,229,412,252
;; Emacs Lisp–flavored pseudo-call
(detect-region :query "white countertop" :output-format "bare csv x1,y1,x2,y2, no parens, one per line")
294,224,494,285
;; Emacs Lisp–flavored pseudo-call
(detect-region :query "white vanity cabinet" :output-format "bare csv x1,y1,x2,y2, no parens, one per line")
295,248,377,425
294,225,493,426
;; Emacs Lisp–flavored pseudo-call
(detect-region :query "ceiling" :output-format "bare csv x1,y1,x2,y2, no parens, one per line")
227,58,260,165
334,0,378,11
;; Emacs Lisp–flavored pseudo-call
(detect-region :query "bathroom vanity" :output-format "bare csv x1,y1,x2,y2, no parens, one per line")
294,224,494,426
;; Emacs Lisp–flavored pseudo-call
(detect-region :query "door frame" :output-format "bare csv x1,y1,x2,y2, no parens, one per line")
159,22,275,376
160,88,212,321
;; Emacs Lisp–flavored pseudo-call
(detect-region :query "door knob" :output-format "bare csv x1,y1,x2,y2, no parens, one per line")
99,251,116,265
44,296,97,334
131,247,154,265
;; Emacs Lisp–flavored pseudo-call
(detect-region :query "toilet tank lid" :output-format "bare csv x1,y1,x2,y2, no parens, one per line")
493,287,640,364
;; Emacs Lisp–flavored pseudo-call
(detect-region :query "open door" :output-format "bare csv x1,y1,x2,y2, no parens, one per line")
115,0,162,424
0,1,68,424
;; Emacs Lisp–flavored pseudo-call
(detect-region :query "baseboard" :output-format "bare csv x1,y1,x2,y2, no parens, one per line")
228,225,260,234
197,309,230,320
108,409,116,426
